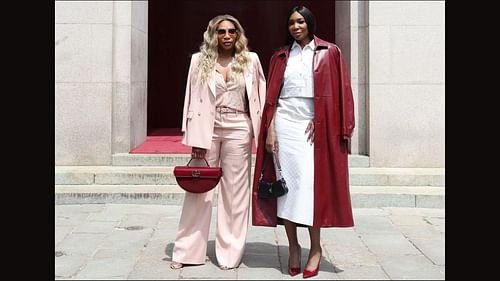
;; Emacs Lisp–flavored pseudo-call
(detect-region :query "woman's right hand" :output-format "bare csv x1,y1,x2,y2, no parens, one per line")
265,130,278,153
191,147,207,159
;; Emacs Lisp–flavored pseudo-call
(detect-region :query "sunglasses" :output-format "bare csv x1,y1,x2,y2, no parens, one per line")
216,28,237,36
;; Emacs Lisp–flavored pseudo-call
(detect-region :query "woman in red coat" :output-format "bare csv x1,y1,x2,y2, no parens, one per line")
251,6,355,278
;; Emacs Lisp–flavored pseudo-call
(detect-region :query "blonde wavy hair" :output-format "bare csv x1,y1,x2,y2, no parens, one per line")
197,14,250,82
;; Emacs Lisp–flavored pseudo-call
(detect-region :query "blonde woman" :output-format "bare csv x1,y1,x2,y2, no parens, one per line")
170,14,266,270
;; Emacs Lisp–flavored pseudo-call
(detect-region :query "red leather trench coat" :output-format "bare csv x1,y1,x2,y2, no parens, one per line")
252,36,355,227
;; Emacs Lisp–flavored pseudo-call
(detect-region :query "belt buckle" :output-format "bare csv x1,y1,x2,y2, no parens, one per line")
219,107,232,113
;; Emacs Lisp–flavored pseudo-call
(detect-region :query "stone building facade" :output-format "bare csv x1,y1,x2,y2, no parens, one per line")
55,1,445,168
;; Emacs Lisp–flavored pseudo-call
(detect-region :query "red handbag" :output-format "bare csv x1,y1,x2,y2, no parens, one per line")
173,158,222,193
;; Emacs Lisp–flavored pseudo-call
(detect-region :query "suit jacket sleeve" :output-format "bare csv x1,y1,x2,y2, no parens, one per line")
256,54,266,109
337,47,355,140
181,54,196,132
254,53,267,147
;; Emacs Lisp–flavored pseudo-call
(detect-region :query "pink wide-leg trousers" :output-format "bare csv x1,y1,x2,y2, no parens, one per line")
172,111,252,268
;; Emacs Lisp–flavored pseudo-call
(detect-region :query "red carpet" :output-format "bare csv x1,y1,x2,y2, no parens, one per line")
130,128,256,154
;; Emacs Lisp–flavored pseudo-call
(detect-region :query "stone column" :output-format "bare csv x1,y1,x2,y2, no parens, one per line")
367,1,445,167
336,1,369,156
55,2,114,165
112,1,148,154
55,1,149,165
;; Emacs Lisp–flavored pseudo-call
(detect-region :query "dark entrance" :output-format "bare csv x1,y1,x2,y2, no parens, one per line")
147,0,335,135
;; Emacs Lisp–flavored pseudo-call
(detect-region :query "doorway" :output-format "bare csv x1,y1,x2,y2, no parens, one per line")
147,0,335,135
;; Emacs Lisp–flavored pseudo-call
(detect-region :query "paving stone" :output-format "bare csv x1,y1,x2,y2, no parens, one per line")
54,205,445,280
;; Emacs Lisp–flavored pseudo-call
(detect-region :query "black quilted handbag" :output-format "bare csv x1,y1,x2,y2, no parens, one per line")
258,152,288,199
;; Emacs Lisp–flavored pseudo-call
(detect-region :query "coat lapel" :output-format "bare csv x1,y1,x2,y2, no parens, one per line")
244,67,253,98
313,36,329,72
208,69,216,98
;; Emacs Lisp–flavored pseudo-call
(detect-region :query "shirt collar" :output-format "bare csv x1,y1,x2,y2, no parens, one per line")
291,39,315,51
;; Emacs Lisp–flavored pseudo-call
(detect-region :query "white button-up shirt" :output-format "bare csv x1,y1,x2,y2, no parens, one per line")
280,40,315,98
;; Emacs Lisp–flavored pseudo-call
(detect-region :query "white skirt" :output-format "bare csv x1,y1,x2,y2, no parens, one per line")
274,97,315,226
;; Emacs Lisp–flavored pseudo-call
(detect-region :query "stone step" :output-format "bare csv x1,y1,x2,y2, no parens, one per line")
55,166,445,187
55,185,444,208
112,153,371,167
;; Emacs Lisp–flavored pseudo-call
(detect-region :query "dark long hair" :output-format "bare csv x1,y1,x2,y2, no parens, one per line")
285,6,316,46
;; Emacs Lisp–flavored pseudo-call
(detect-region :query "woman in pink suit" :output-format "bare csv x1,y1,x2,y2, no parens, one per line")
252,6,355,278
170,14,266,270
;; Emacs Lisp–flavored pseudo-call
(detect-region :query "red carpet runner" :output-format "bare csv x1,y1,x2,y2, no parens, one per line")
130,128,256,154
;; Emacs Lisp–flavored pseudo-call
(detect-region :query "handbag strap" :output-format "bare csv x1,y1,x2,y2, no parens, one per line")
186,158,209,167
260,152,284,180
273,153,283,177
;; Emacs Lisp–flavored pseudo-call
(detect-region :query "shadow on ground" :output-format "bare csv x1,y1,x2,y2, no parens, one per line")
163,241,344,273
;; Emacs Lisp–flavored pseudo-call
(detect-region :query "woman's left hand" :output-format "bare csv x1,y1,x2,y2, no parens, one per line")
191,147,207,159
305,120,315,144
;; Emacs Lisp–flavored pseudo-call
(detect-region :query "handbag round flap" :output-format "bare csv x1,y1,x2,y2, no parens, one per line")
173,166,223,193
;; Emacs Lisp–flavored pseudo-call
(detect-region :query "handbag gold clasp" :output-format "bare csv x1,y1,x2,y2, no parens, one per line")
192,170,201,177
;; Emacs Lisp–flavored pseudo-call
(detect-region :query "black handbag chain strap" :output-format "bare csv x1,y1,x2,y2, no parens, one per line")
260,152,284,180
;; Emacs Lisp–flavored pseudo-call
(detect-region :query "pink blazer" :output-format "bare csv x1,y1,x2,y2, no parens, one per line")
181,52,266,149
